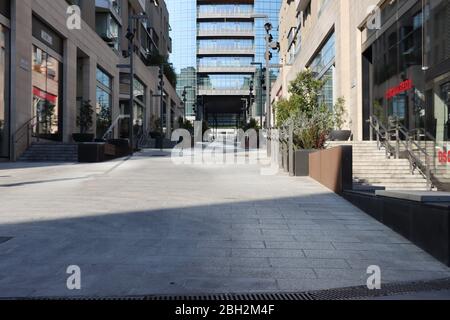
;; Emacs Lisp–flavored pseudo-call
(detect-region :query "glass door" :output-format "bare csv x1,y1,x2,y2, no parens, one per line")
0,24,9,158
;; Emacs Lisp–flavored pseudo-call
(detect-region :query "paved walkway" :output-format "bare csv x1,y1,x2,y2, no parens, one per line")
0,149,449,298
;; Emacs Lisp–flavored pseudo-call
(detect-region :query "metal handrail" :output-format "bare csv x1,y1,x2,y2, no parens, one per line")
102,114,130,141
368,115,433,190
13,115,38,144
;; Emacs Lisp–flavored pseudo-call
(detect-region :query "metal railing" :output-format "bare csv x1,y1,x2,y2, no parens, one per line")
12,115,39,160
102,114,130,141
368,115,434,190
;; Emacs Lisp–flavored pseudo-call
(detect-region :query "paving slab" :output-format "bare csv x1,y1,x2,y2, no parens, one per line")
0,150,449,298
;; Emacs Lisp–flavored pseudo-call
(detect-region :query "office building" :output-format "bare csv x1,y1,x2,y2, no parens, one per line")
168,0,281,127
1,0,182,161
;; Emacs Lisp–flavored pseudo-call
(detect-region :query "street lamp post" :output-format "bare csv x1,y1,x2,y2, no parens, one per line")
125,13,150,151
251,14,280,129
182,86,193,120
157,62,173,142
251,62,264,128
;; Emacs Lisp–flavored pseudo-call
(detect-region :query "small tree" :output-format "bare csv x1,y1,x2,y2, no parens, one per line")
40,100,56,134
178,117,194,131
288,69,325,118
274,98,296,128
76,100,94,134
333,97,347,130
244,118,260,132
275,69,334,150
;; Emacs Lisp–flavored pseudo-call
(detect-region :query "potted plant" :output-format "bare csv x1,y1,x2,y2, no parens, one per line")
274,70,334,176
329,97,352,141
73,100,95,143
291,108,334,176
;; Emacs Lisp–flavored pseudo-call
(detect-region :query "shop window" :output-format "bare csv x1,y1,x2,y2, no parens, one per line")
32,45,62,140
96,68,112,139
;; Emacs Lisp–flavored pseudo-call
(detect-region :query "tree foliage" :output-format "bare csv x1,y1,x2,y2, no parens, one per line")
76,100,94,134
149,53,177,88
274,69,334,150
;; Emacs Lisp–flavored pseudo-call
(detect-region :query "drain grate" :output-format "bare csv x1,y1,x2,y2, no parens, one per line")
146,292,315,301
7,278,450,301
144,278,450,301
309,277,450,300
0,237,12,245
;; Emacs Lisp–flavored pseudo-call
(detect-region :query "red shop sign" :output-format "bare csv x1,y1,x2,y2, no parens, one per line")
33,87,57,104
438,149,450,165
385,79,413,100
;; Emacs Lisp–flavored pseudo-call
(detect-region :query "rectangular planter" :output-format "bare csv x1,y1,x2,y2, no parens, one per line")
294,150,315,176
78,143,106,163
309,146,353,193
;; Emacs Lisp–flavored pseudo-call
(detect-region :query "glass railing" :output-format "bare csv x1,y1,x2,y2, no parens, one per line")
198,58,254,68
95,0,121,16
198,27,253,33
198,45,254,51
198,5,253,16
198,85,250,91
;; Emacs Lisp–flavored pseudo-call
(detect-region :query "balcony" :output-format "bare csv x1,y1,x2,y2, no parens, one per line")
197,66,256,73
197,47,254,55
197,29,254,38
197,9,254,20
198,88,250,96
95,0,121,20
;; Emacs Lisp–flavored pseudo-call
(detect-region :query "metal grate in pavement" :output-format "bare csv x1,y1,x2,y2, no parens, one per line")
309,277,450,300
6,278,450,301
146,292,315,301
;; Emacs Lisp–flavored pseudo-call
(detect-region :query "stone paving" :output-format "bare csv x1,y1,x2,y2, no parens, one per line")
0,149,449,298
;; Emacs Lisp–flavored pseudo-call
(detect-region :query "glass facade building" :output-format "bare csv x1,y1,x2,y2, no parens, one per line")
362,0,450,142
168,0,281,127
360,0,450,188
167,0,197,119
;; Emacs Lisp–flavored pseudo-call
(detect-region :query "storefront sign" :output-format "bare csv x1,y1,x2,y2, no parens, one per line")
33,87,57,104
32,16,63,54
385,80,413,99
40,30,53,46
438,148,450,165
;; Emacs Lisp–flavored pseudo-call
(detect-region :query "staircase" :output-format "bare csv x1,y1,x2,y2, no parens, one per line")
327,141,430,191
18,143,78,162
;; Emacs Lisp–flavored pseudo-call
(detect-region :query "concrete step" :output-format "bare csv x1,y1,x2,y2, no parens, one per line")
354,173,426,178
18,143,79,162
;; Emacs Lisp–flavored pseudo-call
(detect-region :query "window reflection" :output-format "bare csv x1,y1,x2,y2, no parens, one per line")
198,74,253,91
32,45,61,139
96,68,112,139
198,56,254,68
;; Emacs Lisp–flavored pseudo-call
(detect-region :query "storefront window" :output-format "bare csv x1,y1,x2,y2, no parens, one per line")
363,0,450,143
96,68,112,139
309,33,335,111
0,24,9,158
32,45,62,140
133,78,145,134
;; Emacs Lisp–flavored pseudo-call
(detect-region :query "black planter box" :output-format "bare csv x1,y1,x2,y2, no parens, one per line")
106,139,132,157
343,191,450,267
294,149,315,176
72,133,95,143
78,143,105,163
